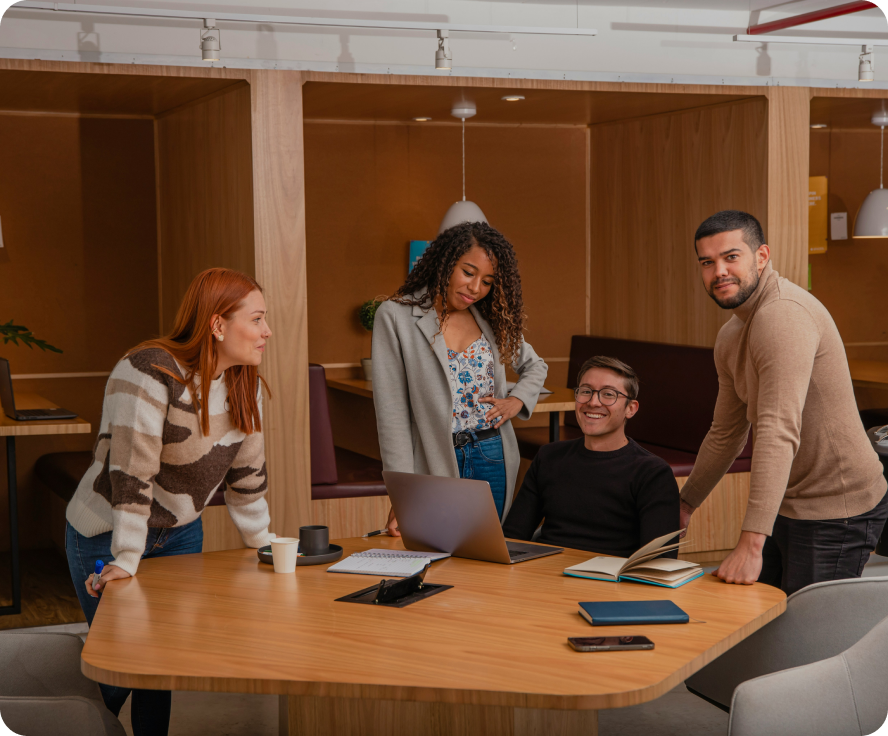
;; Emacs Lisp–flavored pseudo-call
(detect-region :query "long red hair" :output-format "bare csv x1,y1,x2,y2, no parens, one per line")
129,268,268,436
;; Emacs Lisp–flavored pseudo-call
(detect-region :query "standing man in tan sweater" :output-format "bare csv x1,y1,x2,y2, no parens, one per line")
680,210,888,595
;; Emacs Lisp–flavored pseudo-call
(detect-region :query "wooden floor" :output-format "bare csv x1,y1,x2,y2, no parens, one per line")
0,548,86,630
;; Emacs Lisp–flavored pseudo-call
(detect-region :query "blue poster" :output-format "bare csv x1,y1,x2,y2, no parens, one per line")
409,241,430,273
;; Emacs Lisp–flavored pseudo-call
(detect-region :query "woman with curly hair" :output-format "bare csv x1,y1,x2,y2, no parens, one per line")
372,222,548,534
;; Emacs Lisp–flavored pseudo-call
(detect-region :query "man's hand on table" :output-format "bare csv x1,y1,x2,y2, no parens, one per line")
713,531,766,585
86,564,131,599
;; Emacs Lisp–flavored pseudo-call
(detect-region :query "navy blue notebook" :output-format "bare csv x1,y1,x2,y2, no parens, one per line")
579,600,689,626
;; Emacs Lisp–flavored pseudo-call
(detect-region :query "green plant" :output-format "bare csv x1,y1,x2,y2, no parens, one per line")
1,320,62,352
359,298,384,332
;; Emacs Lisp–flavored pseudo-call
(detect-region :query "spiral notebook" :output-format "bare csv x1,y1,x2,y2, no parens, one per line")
326,549,451,577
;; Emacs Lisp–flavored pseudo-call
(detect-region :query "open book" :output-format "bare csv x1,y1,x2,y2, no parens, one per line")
563,530,703,589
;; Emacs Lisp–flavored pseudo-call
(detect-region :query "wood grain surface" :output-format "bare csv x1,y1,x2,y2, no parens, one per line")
848,360,888,390
250,70,313,540
283,695,599,736
311,496,390,539
155,82,256,332
766,87,811,288
589,98,768,348
677,473,750,555
81,535,785,711
0,393,91,437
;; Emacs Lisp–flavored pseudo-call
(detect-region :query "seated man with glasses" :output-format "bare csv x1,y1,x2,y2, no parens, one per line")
502,355,680,556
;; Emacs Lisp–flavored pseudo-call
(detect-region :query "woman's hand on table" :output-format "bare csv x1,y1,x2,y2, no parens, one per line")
385,506,401,537
86,564,131,599
480,396,524,429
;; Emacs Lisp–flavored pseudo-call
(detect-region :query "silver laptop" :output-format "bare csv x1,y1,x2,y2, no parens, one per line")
0,358,77,421
383,470,563,564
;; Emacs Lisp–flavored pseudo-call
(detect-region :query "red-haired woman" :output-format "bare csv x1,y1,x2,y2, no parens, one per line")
65,267,273,735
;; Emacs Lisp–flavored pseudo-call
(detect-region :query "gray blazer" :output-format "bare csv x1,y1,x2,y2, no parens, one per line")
371,293,548,518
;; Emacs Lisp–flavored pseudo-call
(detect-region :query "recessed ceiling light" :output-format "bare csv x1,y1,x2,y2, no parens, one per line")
810,123,828,129
502,95,525,102
413,117,432,122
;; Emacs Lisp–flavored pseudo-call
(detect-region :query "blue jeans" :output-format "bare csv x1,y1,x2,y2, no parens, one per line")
65,519,204,736
454,433,507,520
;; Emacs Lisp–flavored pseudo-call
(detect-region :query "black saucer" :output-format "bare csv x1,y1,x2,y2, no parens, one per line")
257,543,343,567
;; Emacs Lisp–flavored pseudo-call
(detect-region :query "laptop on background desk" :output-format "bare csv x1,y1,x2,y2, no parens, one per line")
0,358,77,421
383,470,563,564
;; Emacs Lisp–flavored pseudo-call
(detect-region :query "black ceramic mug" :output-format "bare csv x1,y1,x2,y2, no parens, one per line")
299,525,329,556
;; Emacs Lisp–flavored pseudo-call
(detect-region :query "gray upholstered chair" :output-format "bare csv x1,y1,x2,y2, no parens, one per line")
0,632,125,736
728,614,888,736
686,576,888,712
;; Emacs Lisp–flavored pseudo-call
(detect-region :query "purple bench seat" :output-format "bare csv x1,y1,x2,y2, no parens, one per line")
514,335,753,477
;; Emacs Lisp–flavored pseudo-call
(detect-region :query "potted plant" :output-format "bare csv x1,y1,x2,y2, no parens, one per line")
1,320,62,353
358,298,384,381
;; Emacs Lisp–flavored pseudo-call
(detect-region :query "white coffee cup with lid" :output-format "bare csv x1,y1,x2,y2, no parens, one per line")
270,537,300,573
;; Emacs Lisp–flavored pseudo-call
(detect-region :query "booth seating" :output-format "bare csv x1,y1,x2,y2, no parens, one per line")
514,335,753,477
309,364,387,500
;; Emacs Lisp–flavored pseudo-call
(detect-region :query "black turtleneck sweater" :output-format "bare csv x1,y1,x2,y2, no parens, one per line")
502,437,680,557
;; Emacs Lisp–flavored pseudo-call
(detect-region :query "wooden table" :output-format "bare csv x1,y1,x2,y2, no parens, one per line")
327,378,576,443
0,392,91,615
849,360,888,391
82,536,785,735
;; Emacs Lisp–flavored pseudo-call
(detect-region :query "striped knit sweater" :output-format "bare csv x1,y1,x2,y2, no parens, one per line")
66,348,271,575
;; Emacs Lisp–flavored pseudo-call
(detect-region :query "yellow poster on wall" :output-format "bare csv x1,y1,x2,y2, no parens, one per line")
809,176,828,255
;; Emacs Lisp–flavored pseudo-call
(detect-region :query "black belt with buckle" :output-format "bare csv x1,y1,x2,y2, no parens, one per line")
453,427,500,448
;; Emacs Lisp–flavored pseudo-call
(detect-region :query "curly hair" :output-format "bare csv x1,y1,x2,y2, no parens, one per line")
391,222,527,365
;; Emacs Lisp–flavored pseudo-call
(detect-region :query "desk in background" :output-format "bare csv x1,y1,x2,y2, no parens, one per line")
82,535,786,736
326,378,575,443
0,393,90,615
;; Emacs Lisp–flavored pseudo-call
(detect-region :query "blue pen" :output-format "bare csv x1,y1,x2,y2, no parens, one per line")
93,560,104,591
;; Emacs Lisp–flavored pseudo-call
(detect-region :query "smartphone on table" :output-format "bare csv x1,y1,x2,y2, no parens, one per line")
568,635,654,652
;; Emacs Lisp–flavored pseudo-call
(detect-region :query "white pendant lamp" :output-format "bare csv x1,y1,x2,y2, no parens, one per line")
854,110,888,239
438,101,488,234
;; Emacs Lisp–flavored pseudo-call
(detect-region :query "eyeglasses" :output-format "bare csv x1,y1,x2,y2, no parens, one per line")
574,387,631,406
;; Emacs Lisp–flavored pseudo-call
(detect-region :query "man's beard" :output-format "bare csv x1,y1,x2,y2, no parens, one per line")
707,266,760,310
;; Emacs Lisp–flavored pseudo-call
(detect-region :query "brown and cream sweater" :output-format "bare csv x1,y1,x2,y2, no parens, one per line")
681,263,887,536
66,348,271,575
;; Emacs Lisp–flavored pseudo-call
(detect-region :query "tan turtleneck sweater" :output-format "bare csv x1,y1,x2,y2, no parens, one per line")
681,262,886,536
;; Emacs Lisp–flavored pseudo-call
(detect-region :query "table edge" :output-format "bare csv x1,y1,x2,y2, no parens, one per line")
80,596,785,710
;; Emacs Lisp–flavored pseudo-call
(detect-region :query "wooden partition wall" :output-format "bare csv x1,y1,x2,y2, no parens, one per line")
150,68,311,550
0,111,159,552
3,59,879,564
0,60,311,558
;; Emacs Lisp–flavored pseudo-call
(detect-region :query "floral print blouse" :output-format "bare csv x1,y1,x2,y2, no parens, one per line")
447,335,496,433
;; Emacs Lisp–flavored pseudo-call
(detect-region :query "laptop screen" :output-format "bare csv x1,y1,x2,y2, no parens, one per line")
0,358,17,417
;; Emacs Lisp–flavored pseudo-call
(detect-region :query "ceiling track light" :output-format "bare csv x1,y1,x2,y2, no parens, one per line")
734,35,886,84
860,44,875,83
200,18,220,62
435,29,452,71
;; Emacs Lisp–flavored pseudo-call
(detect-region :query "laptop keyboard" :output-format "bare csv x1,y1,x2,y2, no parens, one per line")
508,549,529,559
19,409,58,417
